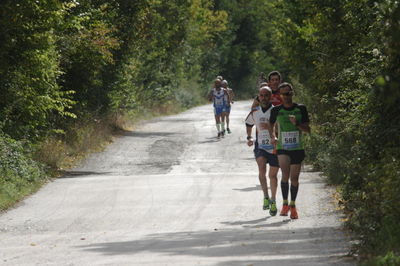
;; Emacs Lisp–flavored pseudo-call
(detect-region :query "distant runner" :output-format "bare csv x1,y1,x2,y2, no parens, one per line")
270,82,310,219
245,86,279,216
221,79,234,134
208,79,229,138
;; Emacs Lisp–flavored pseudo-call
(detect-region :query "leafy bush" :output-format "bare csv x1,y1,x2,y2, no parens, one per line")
367,252,400,266
0,133,46,210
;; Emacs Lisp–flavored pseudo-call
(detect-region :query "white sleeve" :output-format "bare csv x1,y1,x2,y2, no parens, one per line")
245,112,255,126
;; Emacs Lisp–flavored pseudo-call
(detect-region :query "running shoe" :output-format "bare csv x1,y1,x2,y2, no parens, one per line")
217,132,221,138
221,130,225,137
269,201,277,216
290,205,298,219
263,198,270,210
227,128,231,134
280,204,289,216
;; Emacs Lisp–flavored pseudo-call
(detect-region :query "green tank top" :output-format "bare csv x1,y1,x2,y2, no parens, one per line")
269,103,309,150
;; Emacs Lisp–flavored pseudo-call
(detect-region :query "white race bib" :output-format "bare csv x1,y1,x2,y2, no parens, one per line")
258,129,274,151
215,98,223,106
282,131,299,149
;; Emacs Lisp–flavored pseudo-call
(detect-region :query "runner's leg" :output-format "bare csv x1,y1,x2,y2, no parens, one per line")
289,164,301,219
268,166,279,201
256,156,269,199
215,115,221,136
289,164,301,203
221,112,226,134
278,154,290,202
269,165,279,216
226,111,230,130
278,154,291,215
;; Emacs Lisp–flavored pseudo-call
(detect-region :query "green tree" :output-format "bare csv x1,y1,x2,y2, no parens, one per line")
0,0,75,139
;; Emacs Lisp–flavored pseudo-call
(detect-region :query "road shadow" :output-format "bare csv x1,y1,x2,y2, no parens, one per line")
233,185,261,192
154,118,197,123
78,226,354,265
244,218,292,228
143,118,197,124
59,171,111,178
198,137,220,144
242,157,256,161
220,217,269,226
118,130,179,138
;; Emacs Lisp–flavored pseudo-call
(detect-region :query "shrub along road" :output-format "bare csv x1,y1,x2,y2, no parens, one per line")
0,101,354,265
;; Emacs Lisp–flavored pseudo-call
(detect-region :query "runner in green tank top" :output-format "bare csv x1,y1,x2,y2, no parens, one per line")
270,82,311,219
272,104,308,150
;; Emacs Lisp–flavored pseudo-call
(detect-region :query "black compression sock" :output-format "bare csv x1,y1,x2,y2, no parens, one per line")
281,181,289,201
290,184,299,202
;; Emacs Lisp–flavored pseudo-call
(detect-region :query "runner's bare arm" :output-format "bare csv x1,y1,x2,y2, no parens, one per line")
251,97,259,109
225,90,231,104
297,122,311,133
270,122,276,140
267,122,276,145
288,116,311,133
246,125,254,146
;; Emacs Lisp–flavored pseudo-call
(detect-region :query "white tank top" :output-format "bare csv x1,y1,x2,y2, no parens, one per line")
245,105,274,152
213,88,225,107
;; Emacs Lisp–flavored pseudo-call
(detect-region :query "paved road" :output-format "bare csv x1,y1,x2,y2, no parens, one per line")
0,101,354,265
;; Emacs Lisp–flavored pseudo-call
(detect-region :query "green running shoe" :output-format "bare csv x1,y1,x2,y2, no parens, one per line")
263,198,270,210
269,201,277,216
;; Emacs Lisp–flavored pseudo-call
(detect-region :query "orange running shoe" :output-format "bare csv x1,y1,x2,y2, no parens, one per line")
290,205,298,219
280,204,289,216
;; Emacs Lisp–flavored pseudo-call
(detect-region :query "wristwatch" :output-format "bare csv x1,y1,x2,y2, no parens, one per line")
247,136,253,140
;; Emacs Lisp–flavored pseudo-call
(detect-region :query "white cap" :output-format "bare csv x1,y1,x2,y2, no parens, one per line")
259,86,272,93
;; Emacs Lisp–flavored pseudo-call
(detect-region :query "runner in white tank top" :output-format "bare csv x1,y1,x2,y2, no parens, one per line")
245,86,279,216
208,79,229,138
221,80,234,134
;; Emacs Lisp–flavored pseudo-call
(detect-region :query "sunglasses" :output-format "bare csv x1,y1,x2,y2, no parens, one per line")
259,93,270,97
280,91,293,96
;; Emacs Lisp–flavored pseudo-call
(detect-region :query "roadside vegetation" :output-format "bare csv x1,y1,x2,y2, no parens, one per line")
0,0,225,209
264,1,400,264
1,0,399,264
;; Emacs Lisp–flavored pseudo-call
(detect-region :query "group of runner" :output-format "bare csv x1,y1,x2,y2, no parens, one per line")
207,76,235,138
208,71,310,219
245,71,310,219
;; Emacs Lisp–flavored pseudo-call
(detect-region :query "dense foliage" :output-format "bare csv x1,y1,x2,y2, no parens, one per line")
0,0,399,262
0,0,229,140
0,132,46,209
266,0,400,262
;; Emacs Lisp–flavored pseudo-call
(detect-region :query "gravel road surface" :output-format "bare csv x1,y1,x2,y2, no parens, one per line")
0,101,354,265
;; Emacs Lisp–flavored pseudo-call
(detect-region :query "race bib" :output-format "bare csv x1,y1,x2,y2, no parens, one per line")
282,131,299,149
258,129,274,151
214,96,224,107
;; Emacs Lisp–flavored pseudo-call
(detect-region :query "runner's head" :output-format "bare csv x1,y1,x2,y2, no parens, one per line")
258,86,272,107
267,71,281,91
259,82,268,88
278,82,294,104
214,79,222,89
217,75,223,81
221,80,228,88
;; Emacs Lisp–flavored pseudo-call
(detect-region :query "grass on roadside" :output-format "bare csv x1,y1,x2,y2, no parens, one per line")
0,135,47,211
